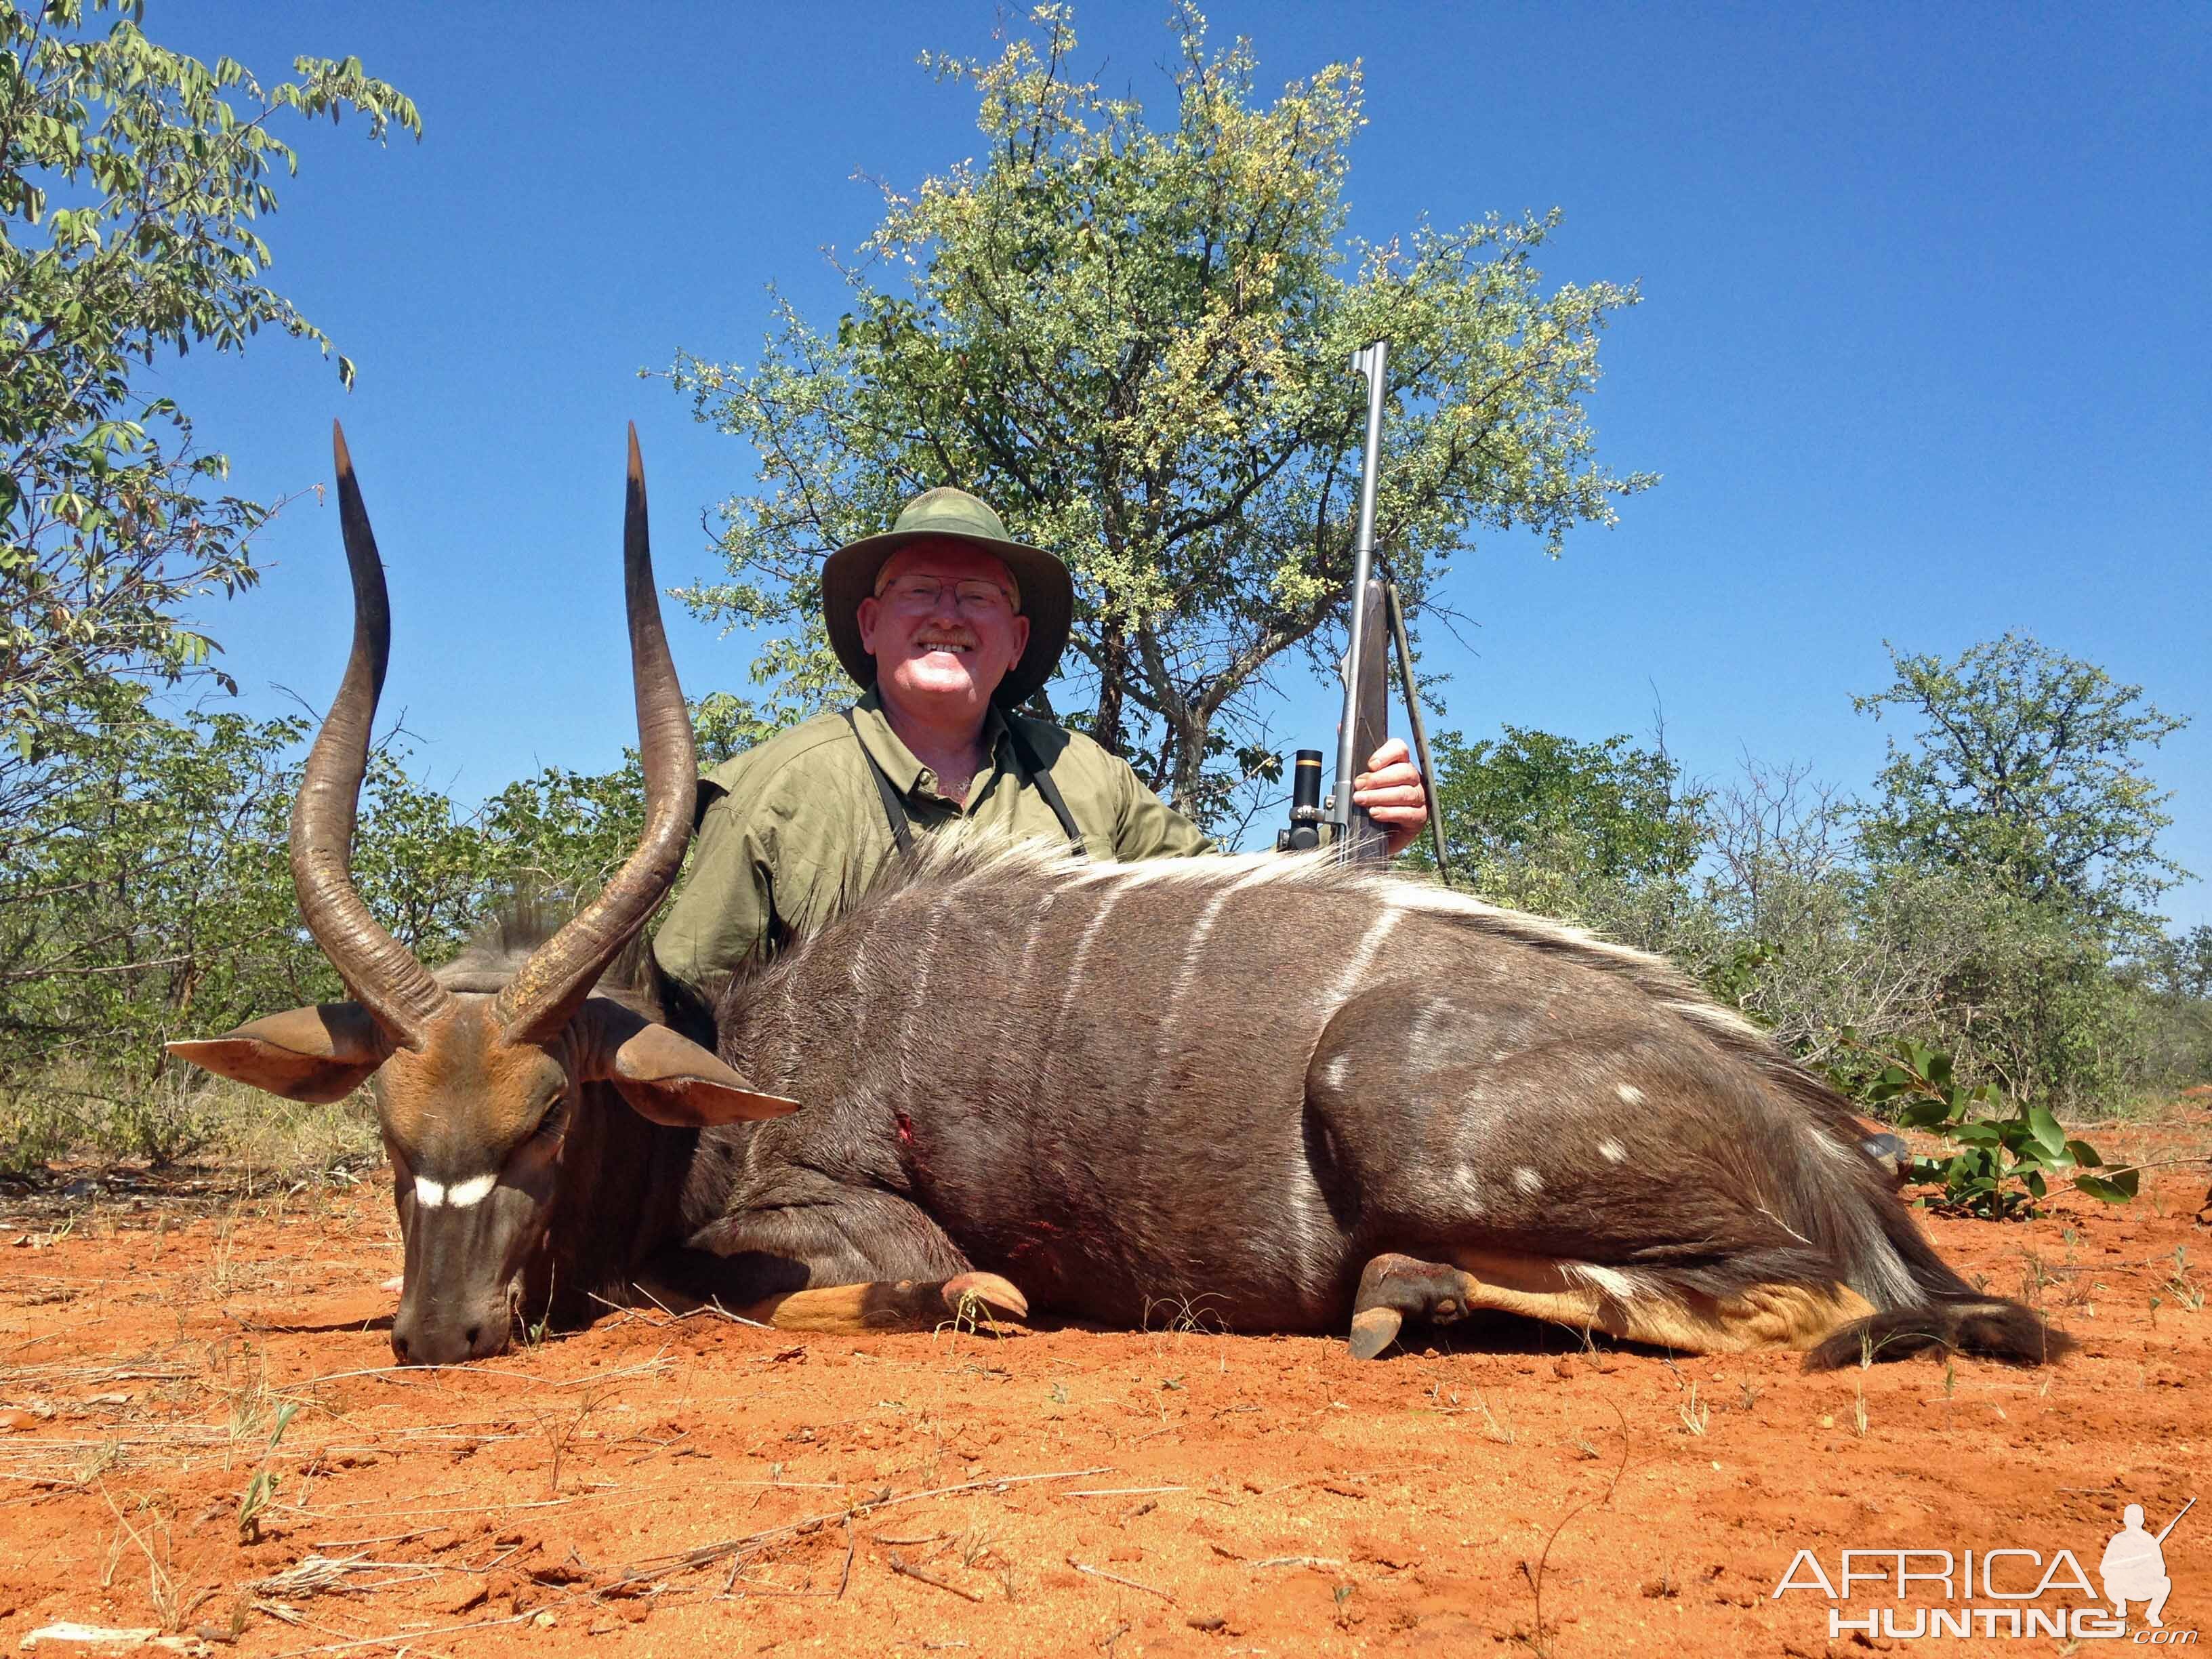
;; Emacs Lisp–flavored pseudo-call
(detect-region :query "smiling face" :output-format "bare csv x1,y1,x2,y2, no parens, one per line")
855,539,1029,722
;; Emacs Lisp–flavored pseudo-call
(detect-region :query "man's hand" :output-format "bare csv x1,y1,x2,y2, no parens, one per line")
1351,738,1430,859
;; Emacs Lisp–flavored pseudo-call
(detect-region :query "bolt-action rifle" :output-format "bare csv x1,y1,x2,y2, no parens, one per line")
1277,339,1452,881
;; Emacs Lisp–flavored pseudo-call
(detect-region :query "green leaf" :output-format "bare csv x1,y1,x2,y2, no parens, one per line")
2074,1171,2140,1204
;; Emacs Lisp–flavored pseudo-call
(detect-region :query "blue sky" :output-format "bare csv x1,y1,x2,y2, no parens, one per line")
148,3,2211,928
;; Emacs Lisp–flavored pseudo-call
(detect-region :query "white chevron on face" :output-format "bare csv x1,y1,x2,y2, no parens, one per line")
415,1172,496,1210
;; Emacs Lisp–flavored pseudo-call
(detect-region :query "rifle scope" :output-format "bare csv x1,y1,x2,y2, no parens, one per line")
1275,750,1328,853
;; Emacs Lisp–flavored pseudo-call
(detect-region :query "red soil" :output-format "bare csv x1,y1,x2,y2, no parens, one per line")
1,1118,2207,1658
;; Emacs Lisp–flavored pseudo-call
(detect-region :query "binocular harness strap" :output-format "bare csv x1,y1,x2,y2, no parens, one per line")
843,706,1084,859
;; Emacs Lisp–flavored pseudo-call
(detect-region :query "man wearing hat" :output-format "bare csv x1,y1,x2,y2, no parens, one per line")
651,486,1429,998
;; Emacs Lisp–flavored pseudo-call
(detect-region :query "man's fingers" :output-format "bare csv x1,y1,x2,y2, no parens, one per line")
1352,782,1427,809
1364,804,1429,825
1364,738,1411,771
1352,763,1422,792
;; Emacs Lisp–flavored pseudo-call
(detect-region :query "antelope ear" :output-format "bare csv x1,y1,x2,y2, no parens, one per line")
581,998,802,1127
165,1004,390,1105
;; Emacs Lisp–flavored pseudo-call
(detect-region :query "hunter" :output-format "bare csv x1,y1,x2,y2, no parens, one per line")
651,487,1430,996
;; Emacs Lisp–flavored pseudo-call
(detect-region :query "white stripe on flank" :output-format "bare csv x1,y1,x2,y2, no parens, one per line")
1597,1138,1629,1164
1015,886,1058,989
1034,884,1127,1099
1149,880,1241,1083
1616,1084,1646,1107
775,962,804,1086
1324,908,1402,1010
894,890,951,1060
1512,1166,1544,1196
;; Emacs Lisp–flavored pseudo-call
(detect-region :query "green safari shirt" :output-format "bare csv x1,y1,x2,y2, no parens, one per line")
650,687,1210,998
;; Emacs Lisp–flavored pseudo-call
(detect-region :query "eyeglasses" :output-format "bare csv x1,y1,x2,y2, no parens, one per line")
878,575,1017,617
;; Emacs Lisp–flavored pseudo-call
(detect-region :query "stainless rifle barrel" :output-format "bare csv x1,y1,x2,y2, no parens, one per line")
1334,340,1389,838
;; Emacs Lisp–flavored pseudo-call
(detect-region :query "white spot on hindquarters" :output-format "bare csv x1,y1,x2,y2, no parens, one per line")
1616,1084,1645,1107
1324,908,1402,1010
1405,994,1454,1060
413,1176,445,1209
445,1173,495,1209
1597,1138,1628,1164
1452,1164,1486,1216
1512,1166,1543,1196
1319,1053,1352,1092
1569,1262,1642,1300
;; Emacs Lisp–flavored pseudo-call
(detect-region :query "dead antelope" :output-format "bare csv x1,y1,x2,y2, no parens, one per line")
174,429,2066,1372
169,426,1009,1363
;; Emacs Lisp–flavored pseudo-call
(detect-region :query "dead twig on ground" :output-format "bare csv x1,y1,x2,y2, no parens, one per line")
889,1551,985,1602
258,1612,532,1658
1068,1557,1176,1603
607,1466,1111,1590
1516,1399,1632,1659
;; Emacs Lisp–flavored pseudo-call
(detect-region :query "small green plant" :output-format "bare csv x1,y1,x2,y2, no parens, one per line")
2163,1246,2205,1313
1850,1032,2138,1218
236,1401,299,1543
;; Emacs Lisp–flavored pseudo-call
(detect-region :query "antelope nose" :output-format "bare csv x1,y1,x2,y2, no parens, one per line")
391,1306,509,1366
392,1320,496,1366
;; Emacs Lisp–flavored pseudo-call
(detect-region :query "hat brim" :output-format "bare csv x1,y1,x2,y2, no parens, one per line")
821,527,1073,710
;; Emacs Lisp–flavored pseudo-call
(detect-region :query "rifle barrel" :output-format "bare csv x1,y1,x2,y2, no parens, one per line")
2156,1496,2195,1543
1334,340,1389,848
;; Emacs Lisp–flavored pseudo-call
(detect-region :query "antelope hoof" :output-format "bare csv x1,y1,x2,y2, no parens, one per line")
1349,1305,1405,1361
1349,1251,1479,1359
942,1271,1029,1324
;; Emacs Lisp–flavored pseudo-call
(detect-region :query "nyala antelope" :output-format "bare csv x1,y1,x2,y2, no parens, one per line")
172,428,2066,1372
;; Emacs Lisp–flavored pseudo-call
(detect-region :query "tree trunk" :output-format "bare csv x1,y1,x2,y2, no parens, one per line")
1170,708,1210,813
1093,621,1127,758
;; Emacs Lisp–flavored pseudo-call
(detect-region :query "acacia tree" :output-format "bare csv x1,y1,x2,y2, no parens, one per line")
0,0,417,808
1854,634,2190,935
670,3,1652,824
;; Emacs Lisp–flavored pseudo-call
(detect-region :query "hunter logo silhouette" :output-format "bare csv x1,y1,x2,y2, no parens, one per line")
2101,1497,2192,1629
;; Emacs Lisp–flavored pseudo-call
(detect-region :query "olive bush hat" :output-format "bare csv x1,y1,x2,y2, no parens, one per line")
821,486,1073,708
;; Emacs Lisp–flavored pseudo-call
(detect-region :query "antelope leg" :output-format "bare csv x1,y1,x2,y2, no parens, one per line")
642,1176,1029,1335
634,1263,1027,1334
747,1271,1027,1334
1443,1247,1877,1355
1349,1247,1878,1358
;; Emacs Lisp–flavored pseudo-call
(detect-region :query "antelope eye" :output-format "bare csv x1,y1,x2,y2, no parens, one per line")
531,1097,570,1143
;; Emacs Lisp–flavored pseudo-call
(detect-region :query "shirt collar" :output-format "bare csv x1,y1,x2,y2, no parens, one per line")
852,687,1012,800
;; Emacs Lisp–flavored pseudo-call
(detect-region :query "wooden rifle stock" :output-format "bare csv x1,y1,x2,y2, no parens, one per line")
1340,577,1391,863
